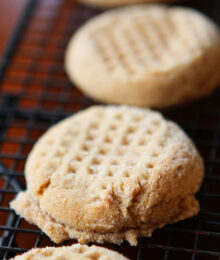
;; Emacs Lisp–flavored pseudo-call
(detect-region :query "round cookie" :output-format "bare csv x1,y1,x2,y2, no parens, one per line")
77,0,175,8
11,105,204,245
65,5,220,108
10,244,129,259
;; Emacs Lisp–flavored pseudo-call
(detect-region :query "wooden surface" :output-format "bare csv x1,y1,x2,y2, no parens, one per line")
0,0,29,58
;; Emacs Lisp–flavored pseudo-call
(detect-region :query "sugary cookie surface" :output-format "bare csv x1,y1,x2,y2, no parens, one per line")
10,244,128,260
11,106,204,245
65,5,220,107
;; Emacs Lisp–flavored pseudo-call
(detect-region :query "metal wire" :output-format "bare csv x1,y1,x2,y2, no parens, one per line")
0,0,220,259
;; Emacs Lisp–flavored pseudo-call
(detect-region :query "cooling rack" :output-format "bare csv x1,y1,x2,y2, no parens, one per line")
0,0,220,259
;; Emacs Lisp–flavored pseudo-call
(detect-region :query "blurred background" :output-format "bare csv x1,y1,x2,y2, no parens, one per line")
0,0,219,59
0,0,30,57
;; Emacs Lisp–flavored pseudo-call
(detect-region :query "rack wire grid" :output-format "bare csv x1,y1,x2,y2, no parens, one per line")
0,0,220,259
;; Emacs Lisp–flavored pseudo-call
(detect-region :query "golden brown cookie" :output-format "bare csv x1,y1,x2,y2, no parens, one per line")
10,244,129,259
11,105,204,245
65,5,220,108
77,0,175,8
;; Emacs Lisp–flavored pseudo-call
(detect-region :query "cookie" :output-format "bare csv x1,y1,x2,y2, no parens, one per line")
10,105,204,245
65,5,220,108
9,244,129,259
77,0,175,8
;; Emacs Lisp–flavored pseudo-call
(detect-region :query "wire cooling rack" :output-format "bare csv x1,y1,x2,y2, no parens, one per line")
0,0,220,259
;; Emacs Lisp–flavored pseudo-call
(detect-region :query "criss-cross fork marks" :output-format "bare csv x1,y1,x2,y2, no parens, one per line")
31,107,168,194
63,107,164,179
91,7,212,75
